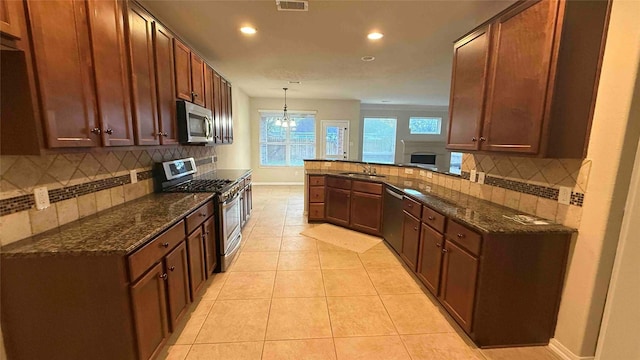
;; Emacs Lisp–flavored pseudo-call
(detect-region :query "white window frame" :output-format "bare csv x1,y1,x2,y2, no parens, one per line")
259,110,316,168
409,117,442,135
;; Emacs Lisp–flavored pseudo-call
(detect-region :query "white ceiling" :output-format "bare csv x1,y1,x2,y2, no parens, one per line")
140,0,515,106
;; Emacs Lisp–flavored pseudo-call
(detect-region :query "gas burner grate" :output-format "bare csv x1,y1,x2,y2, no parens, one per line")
164,179,233,193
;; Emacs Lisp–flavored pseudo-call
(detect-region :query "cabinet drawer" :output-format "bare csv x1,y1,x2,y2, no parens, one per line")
445,220,482,256
244,175,252,184
309,203,325,220
309,175,325,186
309,186,325,203
129,220,185,282
185,201,214,234
403,197,422,219
327,177,351,190
352,180,383,195
422,206,446,233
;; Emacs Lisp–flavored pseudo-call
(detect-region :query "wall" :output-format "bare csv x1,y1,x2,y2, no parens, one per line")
360,104,449,165
550,1,640,358
249,97,361,183
215,86,252,169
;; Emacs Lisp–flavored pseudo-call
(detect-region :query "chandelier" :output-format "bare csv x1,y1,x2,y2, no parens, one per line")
275,87,296,128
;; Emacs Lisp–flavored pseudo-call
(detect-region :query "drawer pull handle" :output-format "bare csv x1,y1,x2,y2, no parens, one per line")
159,273,168,280
162,242,169,248
200,212,207,217
457,233,464,238
428,216,435,220
169,266,176,271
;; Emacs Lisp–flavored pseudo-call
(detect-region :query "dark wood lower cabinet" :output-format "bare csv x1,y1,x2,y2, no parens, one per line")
187,227,206,298
439,240,478,333
164,242,191,331
130,262,169,360
350,191,382,235
325,187,351,226
417,224,444,295
400,212,421,271
203,217,217,275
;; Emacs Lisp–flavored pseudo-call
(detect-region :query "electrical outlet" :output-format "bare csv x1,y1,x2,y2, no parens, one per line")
34,187,50,210
558,187,572,205
212,155,217,163
478,172,486,184
427,171,433,179
129,170,137,184
470,170,477,183
405,168,413,175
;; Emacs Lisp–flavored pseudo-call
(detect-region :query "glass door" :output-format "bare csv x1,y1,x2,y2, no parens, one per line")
321,120,349,160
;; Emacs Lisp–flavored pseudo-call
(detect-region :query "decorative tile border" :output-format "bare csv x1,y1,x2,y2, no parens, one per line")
461,171,585,207
0,170,154,216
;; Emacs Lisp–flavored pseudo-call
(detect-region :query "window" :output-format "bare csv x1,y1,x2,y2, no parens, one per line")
259,112,315,166
409,117,442,135
449,152,463,175
362,117,397,163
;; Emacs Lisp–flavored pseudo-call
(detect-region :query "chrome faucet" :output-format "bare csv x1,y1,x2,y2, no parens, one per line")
361,163,376,175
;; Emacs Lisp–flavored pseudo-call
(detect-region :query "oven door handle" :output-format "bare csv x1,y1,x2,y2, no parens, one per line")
223,191,240,205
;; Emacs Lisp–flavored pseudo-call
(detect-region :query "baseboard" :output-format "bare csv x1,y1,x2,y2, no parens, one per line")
548,339,595,360
251,182,304,186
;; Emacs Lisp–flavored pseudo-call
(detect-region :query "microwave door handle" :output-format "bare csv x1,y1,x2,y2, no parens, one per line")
204,117,211,139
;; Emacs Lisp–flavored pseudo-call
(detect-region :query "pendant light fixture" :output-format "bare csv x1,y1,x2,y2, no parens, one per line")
276,87,296,129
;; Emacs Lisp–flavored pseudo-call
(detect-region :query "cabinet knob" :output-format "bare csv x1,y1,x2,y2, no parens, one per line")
428,216,435,220
169,266,176,271
407,204,412,208
200,212,207,217
480,137,486,142
156,132,164,137
162,242,169,248
442,248,449,253
192,92,198,97
104,128,113,135
159,273,168,280
413,226,418,231
436,243,441,248
472,137,477,142
90,128,101,134
162,132,168,137
457,233,464,238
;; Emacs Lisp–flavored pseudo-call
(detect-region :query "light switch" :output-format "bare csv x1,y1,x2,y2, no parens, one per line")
478,172,486,184
558,187,572,205
130,170,138,184
470,170,477,183
34,187,50,210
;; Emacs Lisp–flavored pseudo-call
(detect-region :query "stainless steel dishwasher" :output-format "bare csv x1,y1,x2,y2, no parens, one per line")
383,186,404,253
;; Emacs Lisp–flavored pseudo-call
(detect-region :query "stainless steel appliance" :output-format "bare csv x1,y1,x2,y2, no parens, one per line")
154,158,243,271
177,100,214,144
383,185,404,253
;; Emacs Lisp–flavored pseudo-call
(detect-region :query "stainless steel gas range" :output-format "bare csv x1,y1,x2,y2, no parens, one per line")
154,157,246,271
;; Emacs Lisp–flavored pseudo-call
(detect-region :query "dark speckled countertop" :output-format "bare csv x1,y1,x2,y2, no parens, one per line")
1,193,215,258
306,169,575,235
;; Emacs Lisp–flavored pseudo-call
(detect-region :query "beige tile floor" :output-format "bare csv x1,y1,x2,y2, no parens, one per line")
159,185,561,360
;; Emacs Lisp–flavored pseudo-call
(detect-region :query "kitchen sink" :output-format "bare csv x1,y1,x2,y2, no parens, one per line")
339,172,386,178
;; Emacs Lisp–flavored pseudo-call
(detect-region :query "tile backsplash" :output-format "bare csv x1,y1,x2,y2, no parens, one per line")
0,146,217,246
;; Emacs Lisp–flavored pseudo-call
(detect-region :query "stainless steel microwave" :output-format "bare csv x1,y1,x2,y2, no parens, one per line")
177,100,214,144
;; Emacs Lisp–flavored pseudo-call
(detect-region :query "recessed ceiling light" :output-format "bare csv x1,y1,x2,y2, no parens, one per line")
367,32,384,40
240,26,257,35
361,56,375,62
288,81,301,84
381,100,391,103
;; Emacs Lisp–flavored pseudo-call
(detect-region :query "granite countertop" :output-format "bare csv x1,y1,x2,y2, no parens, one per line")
306,169,575,235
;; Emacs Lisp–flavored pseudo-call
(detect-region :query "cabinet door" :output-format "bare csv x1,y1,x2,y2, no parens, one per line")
130,262,169,360
239,188,246,228
439,240,478,333
203,217,217,275
447,25,491,151
350,191,382,235
226,82,233,143
401,212,421,271
88,0,134,147
153,22,179,145
164,241,190,331
204,65,214,110
126,2,159,145
325,187,351,226
246,183,252,219
190,52,205,106
212,72,223,143
27,0,99,148
173,38,192,102
220,78,228,143
1,0,22,40
187,227,206,298
417,224,444,296
481,0,559,154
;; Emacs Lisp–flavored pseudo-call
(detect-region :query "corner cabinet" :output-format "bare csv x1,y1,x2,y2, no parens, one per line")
447,0,611,158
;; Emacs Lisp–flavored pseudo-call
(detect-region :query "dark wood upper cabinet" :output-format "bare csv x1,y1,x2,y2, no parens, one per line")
350,191,382,235
1,0,22,40
401,212,421,271
173,38,192,102
130,262,169,360
204,65,214,111
417,224,444,296
125,2,159,146
447,0,611,158
88,0,134,147
220,77,229,142
26,0,99,148
439,240,478,333
212,71,223,143
226,81,233,143
164,241,191,332
190,52,205,106
152,21,178,145
326,187,351,227
447,26,491,151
